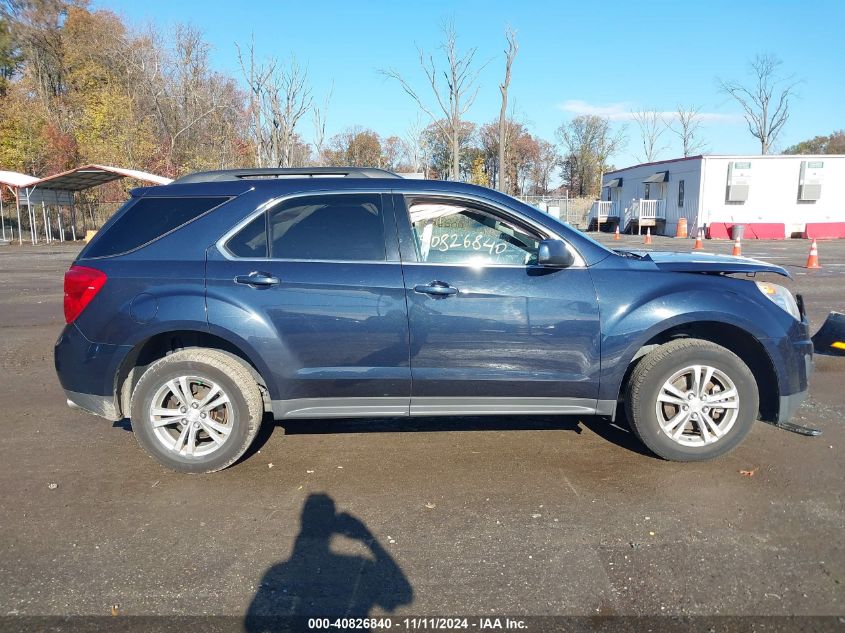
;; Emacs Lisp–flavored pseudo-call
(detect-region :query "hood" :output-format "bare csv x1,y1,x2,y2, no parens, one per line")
619,250,790,277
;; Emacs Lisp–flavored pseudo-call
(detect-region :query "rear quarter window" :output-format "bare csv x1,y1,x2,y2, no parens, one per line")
85,196,230,258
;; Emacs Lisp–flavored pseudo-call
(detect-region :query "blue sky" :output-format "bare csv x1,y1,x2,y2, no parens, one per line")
94,0,844,168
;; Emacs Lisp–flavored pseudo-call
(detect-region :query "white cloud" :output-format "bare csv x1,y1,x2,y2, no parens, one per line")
558,100,636,121
557,99,741,123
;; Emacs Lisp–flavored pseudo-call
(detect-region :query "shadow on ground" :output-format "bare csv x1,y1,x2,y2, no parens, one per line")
114,409,656,465
244,494,413,631
244,411,654,459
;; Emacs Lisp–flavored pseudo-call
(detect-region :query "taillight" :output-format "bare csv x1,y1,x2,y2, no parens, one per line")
64,265,107,324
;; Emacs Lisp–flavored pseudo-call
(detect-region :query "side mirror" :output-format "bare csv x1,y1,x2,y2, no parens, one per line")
538,239,575,268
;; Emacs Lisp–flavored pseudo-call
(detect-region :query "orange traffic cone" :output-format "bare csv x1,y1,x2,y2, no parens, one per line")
732,236,742,256
644,228,653,245
806,239,821,269
693,235,703,250
614,226,620,240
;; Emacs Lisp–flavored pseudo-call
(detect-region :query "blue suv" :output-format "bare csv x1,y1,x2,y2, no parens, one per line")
54,168,814,472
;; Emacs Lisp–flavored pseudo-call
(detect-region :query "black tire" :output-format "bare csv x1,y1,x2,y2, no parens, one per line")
130,348,264,473
625,338,759,461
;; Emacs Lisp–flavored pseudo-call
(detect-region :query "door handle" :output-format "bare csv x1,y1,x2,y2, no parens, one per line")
234,272,280,288
414,281,459,297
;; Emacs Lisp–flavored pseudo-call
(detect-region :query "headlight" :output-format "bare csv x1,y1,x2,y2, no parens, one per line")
756,282,800,320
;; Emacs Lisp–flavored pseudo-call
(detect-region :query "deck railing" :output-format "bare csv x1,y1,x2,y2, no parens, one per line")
590,200,621,220
634,199,665,219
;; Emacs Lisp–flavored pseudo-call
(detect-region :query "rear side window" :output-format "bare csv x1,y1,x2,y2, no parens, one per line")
268,194,385,261
86,196,230,258
226,213,267,258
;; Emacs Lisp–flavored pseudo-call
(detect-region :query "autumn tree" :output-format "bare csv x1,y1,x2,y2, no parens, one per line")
382,20,486,180
421,119,476,180
719,54,799,154
2,0,67,103
324,126,382,167
556,115,626,198
530,140,558,195
381,135,407,171
0,0,249,181
0,84,51,173
784,130,845,155
479,118,524,191
0,16,22,94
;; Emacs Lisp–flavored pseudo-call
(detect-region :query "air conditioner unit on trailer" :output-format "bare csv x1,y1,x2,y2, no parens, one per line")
798,160,823,201
726,161,751,202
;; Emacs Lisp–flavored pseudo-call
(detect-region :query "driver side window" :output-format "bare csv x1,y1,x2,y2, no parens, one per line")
407,198,541,266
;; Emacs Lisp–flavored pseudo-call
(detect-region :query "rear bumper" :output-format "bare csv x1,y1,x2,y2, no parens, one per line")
65,389,119,420
54,323,131,421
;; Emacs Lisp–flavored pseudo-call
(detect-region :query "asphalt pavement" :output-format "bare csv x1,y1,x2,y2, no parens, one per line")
0,235,842,627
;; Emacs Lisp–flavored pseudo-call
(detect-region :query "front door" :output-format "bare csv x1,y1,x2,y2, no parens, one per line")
206,192,410,418
393,194,602,416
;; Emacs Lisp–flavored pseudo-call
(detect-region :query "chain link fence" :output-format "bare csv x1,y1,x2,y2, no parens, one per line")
519,195,594,229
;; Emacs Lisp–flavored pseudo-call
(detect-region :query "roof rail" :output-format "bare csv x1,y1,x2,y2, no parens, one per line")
171,167,401,184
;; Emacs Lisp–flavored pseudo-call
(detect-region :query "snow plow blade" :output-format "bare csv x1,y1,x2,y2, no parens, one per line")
812,311,845,356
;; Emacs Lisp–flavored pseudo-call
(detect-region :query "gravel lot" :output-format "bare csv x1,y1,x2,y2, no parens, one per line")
0,235,842,626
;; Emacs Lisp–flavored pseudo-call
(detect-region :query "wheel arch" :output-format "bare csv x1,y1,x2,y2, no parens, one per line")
114,328,273,419
612,320,780,422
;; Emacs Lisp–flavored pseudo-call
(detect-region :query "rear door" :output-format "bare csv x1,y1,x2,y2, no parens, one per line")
206,192,411,418
393,193,602,416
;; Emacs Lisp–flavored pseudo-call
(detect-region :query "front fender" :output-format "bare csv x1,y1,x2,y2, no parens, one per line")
595,271,788,402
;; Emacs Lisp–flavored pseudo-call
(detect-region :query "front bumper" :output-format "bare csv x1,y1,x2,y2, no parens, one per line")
778,389,809,424
763,318,814,424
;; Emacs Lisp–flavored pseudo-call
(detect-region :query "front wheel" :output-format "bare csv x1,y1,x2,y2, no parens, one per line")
625,339,759,461
130,348,264,473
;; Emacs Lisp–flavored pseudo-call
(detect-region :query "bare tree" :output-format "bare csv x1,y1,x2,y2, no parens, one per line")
719,54,798,154
382,20,487,180
666,104,707,157
235,36,268,166
236,39,312,167
497,27,518,192
127,25,231,174
269,57,312,167
311,83,332,165
401,116,429,176
631,108,667,163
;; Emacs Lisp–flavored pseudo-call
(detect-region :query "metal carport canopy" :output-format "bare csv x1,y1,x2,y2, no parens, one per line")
23,164,173,205
31,164,172,191
0,170,40,190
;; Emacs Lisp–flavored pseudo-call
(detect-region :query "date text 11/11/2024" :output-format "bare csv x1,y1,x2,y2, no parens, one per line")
307,617,529,630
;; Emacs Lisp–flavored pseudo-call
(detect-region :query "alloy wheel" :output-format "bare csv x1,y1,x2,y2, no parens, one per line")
654,364,740,447
149,375,233,458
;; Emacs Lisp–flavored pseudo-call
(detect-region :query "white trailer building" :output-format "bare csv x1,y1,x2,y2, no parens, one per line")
590,154,845,239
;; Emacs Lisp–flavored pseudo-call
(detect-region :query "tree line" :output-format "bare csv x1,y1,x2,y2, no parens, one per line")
0,1,829,203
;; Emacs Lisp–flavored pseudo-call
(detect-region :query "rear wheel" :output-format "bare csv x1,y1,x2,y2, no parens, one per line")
625,339,759,461
130,349,264,473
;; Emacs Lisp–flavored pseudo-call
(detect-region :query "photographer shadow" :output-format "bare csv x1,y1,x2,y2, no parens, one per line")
244,494,413,631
